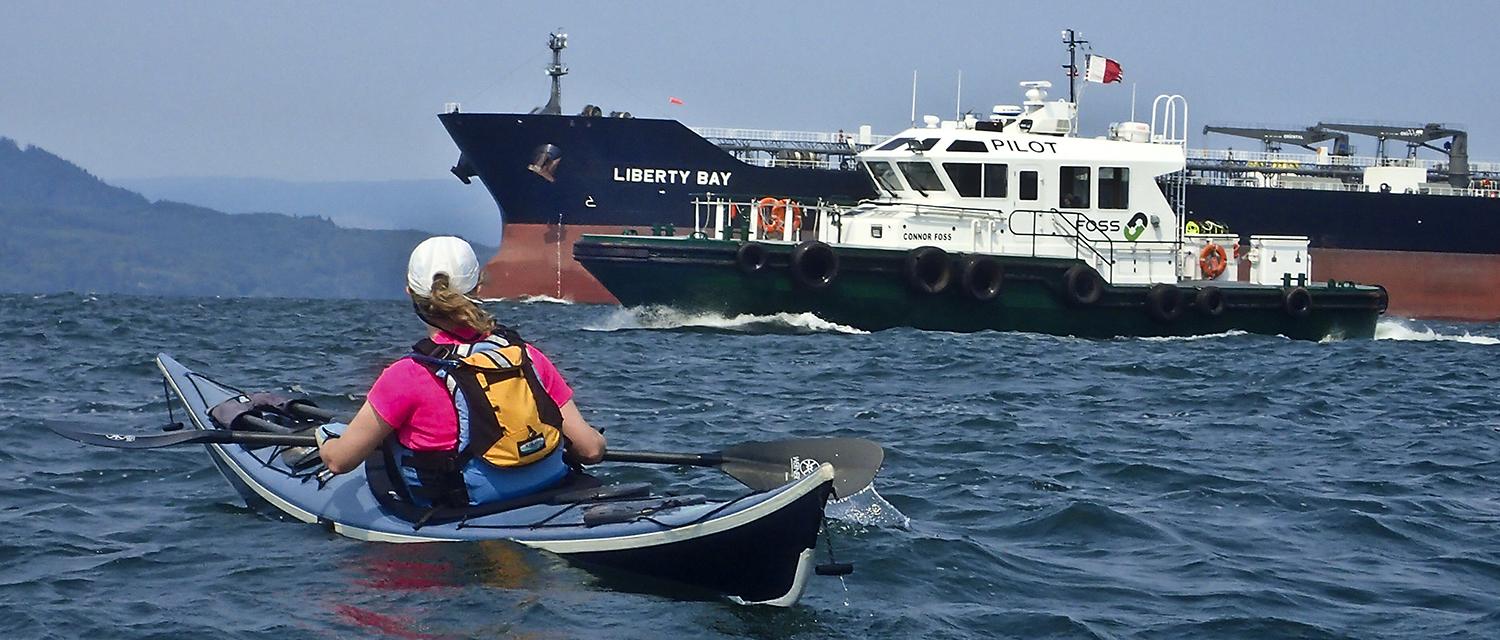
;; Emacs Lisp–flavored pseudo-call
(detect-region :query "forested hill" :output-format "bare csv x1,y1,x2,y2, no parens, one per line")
0,138,493,299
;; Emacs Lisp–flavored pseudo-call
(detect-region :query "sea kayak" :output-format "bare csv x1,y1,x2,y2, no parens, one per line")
151,353,840,606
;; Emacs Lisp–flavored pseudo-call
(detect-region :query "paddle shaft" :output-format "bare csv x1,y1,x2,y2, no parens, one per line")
59,424,759,467
227,431,315,447
287,403,740,471
602,450,725,467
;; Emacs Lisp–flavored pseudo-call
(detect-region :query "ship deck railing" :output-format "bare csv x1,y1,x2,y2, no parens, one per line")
1182,174,1500,197
1187,148,1500,173
685,128,1500,184
691,126,892,170
691,126,892,147
1186,148,1500,181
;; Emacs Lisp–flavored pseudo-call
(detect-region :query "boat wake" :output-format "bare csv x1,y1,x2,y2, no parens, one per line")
479,295,575,305
1136,330,1252,342
1374,318,1499,345
827,485,910,528
583,307,869,335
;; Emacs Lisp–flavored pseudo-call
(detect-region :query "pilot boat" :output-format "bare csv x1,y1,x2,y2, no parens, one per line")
572,82,1388,340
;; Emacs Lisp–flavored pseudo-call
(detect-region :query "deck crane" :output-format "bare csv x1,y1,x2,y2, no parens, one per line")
1317,122,1469,187
1201,125,1351,155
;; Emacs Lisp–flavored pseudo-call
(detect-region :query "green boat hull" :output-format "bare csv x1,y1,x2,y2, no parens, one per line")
574,235,1387,341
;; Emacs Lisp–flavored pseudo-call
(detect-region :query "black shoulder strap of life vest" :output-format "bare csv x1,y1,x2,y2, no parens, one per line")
499,327,567,428
409,337,456,363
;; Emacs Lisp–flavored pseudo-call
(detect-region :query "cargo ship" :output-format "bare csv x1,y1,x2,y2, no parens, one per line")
440,31,1500,320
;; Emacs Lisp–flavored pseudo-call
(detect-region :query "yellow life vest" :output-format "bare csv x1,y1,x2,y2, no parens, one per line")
410,328,563,468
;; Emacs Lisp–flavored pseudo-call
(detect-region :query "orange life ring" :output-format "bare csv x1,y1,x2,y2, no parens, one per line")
1199,243,1228,279
756,197,803,236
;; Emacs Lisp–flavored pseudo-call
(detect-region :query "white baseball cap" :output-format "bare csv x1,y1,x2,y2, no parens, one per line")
406,236,481,297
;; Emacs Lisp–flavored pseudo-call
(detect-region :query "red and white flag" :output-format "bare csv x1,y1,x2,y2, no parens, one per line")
668,96,684,105
1085,55,1123,84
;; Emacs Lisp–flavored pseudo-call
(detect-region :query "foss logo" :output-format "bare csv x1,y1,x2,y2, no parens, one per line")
1123,213,1149,241
1074,213,1150,241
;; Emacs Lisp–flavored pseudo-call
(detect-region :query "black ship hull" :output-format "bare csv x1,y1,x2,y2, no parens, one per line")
1184,185,1500,254
440,113,871,226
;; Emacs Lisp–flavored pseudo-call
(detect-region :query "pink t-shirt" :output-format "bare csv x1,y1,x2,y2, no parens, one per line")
367,331,574,451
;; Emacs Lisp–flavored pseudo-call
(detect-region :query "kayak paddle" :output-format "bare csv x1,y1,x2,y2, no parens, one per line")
48,425,883,497
281,401,883,495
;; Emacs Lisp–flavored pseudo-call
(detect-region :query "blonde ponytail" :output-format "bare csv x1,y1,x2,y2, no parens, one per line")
411,273,494,335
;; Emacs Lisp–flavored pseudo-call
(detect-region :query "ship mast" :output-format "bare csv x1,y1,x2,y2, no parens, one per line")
539,30,568,115
1060,29,1087,103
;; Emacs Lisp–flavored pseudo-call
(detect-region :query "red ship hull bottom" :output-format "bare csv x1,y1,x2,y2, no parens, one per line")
1314,248,1500,322
478,225,1500,322
476,223,621,304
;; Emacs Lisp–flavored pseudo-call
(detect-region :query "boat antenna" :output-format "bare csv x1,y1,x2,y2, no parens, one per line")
955,70,962,122
910,70,918,127
1061,28,1088,104
539,29,568,115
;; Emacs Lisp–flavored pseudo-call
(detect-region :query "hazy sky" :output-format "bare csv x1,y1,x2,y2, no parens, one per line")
4,1,1497,182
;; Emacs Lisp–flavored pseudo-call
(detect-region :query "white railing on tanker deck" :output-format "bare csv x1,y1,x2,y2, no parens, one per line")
691,126,892,171
725,156,842,170
691,126,891,146
1187,148,1500,174
1183,174,1500,198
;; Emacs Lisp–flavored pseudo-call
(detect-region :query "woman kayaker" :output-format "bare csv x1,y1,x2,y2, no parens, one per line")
316,236,605,506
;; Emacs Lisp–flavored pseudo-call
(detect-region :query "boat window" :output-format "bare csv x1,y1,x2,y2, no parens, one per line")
1019,170,1038,201
983,163,1008,198
946,140,988,153
1060,166,1090,208
900,162,947,192
875,137,940,152
943,163,982,197
1098,167,1129,209
866,161,905,191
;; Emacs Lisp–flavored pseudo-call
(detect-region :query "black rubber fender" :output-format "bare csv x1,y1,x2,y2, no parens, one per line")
789,240,839,289
1283,286,1312,318
1062,264,1104,306
904,246,952,295
1145,283,1185,323
959,256,1004,301
735,242,769,276
1195,285,1226,317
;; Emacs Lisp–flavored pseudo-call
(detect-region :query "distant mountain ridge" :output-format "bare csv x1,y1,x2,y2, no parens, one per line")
0,139,148,212
0,137,495,299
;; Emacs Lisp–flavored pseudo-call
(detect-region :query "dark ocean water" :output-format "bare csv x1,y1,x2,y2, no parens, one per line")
3,293,1499,639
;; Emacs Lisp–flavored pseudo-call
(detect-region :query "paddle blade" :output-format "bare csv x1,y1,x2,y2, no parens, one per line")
720,437,884,499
